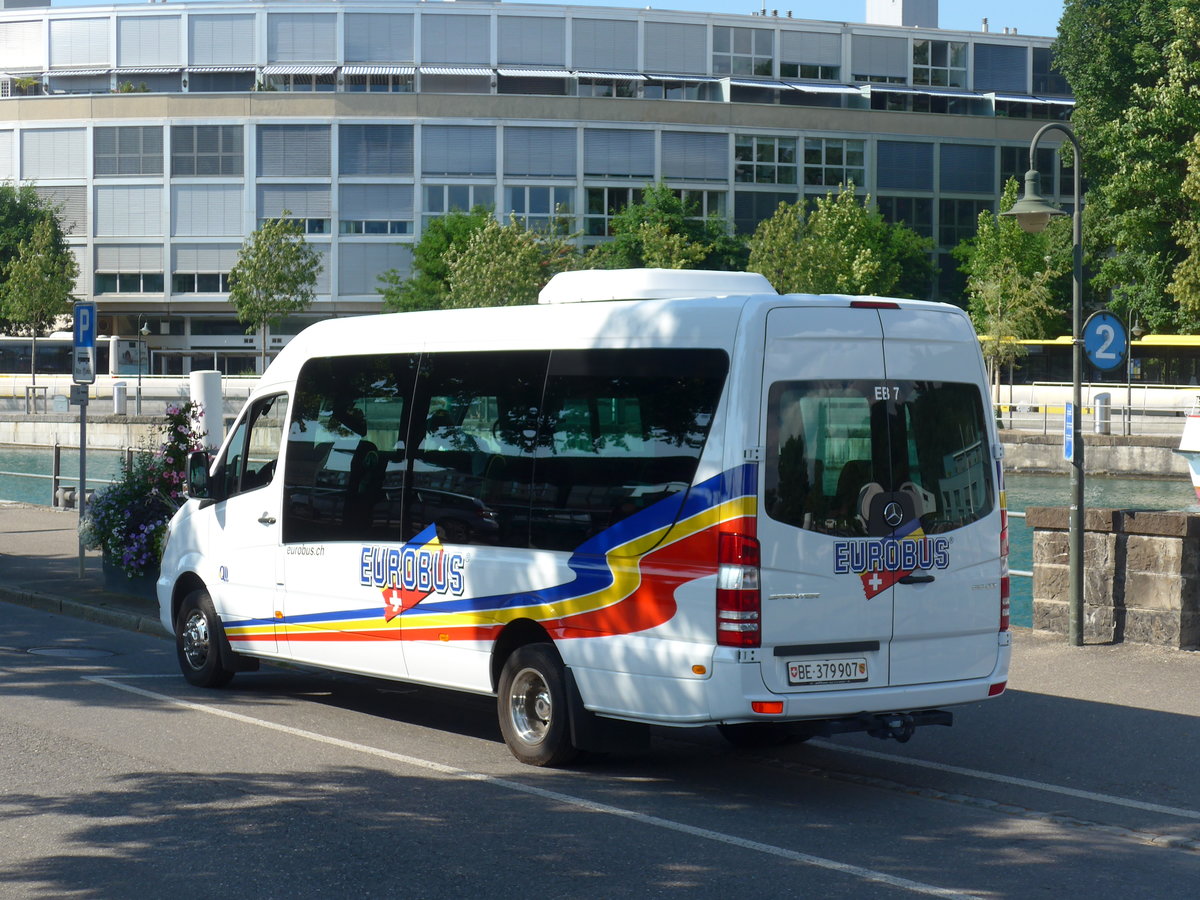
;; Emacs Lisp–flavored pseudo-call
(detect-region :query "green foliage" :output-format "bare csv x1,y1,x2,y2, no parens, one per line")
0,183,72,333
444,216,580,308
583,184,746,271
956,180,1069,386
0,215,78,337
747,184,934,298
379,207,492,312
1054,0,1198,330
80,402,207,577
228,213,322,371
955,180,1070,362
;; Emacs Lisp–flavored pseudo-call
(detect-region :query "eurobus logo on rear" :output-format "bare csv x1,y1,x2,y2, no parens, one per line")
833,536,951,599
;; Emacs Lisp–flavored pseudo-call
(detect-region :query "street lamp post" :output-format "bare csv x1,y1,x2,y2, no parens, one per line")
135,315,150,415
1125,317,1145,436
1000,122,1085,647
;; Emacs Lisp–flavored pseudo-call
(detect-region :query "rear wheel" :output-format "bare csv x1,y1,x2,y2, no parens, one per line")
497,644,578,767
175,588,235,688
718,722,812,748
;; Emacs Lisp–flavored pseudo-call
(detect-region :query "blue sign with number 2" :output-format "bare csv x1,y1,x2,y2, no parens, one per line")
1083,311,1127,371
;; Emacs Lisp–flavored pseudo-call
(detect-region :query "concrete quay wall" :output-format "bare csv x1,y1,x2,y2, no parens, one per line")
1000,431,1187,478
1027,507,1200,649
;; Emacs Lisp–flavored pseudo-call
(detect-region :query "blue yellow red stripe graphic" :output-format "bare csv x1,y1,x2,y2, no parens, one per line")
224,464,757,646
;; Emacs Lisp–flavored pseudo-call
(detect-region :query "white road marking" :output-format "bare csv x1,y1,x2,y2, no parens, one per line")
86,675,980,899
813,740,1200,821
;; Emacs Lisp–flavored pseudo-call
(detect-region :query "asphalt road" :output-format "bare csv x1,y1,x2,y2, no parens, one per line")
3,602,1200,899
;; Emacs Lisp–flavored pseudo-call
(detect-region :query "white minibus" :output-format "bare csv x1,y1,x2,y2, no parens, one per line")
159,269,1011,766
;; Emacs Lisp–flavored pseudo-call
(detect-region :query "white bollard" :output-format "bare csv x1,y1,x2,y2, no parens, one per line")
189,369,224,451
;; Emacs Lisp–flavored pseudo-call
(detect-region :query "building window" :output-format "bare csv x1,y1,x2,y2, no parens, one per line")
188,71,255,93
672,189,726,219
505,186,575,232
576,78,637,98
642,79,720,102
266,72,337,92
94,272,165,294
938,198,993,249
342,73,413,93
735,135,798,185
1000,146,1056,197
94,127,163,176
713,26,773,77
422,184,495,229
171,125,244,177
870,91,988,116
780,62,840,81
1032,47,1070,95
173,273,231,293
913,40,967,88
258,216,330,234
584,186,643,236
804,138,865,187
339,219,412,235
877,196,934,238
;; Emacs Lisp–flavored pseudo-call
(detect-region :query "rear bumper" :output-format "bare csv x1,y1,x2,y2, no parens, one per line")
570,643,1010,727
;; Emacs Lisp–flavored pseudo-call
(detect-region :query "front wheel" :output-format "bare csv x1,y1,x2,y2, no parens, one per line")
497,644,578,767
175,588,235,688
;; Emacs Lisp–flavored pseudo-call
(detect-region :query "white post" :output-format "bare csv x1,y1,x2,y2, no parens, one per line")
189,369,225,452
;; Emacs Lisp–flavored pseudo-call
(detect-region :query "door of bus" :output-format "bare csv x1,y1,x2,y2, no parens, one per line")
757,304,1000,694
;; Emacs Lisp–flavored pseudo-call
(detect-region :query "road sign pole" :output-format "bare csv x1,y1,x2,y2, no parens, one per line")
72,302,97,580
78,395,87,579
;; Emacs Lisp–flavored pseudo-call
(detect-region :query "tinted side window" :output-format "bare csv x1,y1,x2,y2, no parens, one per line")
410,351,549,547
765,379,993,536
222,393,289,498
531,349,729,551
283,354,418,543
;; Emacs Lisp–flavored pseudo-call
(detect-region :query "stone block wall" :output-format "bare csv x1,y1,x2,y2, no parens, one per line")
1027,507,1200,648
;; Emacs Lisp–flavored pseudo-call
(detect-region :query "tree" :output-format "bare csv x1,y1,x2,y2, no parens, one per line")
0,183,73,334
378,207,492,312
747,184,935,298
955,180,1069,396
0,214,78,384
228,213,322,373
584,184,746,271
444,216,579,308
1054,0,1195,330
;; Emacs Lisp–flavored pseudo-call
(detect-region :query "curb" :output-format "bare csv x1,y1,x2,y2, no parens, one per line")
0,585,170,640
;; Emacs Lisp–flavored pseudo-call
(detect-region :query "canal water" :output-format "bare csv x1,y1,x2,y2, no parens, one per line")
1,445,1194,628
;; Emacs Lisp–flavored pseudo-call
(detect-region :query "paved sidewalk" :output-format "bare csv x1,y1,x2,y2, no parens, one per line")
0,501,168,638
3,501,1200,717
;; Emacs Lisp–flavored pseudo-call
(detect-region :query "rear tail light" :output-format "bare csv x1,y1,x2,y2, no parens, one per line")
850,299,900,309
999,466,1010,633
717,530,761,648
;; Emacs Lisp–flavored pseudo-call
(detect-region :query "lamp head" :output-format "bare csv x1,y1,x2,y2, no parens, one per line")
999,169,1066,234
139,323,151,336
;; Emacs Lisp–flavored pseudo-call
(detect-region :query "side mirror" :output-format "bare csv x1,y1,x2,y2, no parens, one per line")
187,450,214,501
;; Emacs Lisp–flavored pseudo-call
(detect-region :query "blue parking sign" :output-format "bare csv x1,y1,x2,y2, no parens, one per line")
73,302,96,350
73,302,97,384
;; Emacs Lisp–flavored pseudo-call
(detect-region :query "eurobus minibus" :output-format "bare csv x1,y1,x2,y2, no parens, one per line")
159,269,1010,766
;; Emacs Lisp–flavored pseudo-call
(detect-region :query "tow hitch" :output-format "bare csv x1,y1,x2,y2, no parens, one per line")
800,709,953,743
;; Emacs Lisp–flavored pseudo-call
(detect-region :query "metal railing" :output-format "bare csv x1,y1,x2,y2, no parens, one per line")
0,441,129,507
1008,510,1032,580
995,402,1190,437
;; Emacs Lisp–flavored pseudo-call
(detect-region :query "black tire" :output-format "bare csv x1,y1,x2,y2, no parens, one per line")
175,588,236,688
718,722,812,748
497,644,579,767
